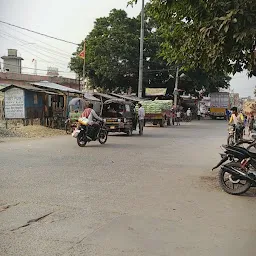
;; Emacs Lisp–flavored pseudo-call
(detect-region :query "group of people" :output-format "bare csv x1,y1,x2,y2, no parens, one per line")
171,108,192,125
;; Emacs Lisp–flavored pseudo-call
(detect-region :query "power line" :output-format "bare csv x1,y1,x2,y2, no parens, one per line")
0,20,79,46
0,23,74,57
0,61,74,74
0,61,75,74
0,30,70,63
0,34,69,68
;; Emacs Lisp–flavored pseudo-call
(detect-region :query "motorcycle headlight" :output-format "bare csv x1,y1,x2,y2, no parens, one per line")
118,119,121,122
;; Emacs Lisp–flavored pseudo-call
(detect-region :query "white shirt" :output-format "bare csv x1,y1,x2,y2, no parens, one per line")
187,109,191,116
82,108,102,124
138,107,145,120
197,110,201,115
176,111,181,118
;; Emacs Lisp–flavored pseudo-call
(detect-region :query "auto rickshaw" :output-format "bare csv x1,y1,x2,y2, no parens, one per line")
65,98,87,134
102,99,137,136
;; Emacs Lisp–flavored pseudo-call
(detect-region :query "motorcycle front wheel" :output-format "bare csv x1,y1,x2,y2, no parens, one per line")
77,132,87,147
227,134,235,146
218,162,251,195
99,130,108,144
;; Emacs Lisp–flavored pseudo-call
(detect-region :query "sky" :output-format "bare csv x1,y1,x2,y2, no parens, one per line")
0,0,255,97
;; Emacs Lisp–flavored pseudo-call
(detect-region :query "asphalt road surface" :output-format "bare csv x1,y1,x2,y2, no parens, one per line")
1,120,256,256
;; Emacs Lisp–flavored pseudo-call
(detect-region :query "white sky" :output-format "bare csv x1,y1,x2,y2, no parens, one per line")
0,0,255,97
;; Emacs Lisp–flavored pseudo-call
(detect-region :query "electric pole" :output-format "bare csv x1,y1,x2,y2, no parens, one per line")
138,0,145,98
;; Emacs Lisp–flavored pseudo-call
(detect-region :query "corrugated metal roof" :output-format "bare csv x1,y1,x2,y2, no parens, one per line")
84,93,100,102
0,84,57,94
110,93,141,102
93,92,117,100
31,81,81,93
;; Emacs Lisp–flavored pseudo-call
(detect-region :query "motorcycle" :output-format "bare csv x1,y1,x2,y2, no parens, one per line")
212,144,256,195
227,124,244,146
76,121,108,147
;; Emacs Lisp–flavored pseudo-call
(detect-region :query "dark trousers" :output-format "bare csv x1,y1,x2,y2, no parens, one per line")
139,119,144,135
89,123,100,139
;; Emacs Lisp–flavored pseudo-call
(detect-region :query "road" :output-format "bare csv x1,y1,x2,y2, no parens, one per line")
0,120,256,256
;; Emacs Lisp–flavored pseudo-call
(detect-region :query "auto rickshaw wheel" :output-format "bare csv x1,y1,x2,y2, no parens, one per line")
126,128,133,136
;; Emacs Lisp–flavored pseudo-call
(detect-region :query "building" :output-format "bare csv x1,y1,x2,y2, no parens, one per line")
1,49,23,74
47,67,59,77
0,72,80,91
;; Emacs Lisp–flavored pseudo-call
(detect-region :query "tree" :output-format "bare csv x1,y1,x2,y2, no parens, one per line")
129,0,256,76
70,7,231,95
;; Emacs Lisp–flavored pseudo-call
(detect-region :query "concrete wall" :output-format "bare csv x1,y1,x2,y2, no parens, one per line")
0,72,80,90
3,58,22,74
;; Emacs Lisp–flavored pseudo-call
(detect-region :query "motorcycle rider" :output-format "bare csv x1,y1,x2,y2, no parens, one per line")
81,103,103,140
229,107,244,139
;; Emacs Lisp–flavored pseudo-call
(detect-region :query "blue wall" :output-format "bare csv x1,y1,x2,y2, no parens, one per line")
25,91,43,108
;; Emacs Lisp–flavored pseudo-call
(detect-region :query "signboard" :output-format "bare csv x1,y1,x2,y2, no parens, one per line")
5,87,25,119
145,88,167,97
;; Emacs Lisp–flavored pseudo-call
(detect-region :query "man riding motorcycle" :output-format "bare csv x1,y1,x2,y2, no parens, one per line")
229,107,244,140
81,103,103,140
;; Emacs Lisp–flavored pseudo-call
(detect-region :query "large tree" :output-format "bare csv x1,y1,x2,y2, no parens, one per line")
129,0,256,76
70,8,231,94
69,9,171,92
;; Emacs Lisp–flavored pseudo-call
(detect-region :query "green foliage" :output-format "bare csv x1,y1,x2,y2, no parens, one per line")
69,7,231,94
140,0,256,76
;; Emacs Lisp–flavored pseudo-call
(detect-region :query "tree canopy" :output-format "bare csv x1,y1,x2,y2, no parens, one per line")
129,0,256,76
69,7,231,95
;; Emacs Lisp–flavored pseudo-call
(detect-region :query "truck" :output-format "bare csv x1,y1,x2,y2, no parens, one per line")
137,100,173,127
209,92,230,119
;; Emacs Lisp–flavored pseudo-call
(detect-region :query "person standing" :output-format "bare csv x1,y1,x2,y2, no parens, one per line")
197,109,201,120
176,110,181,126
186,108,192,121
171,110,176,125
138,103,145,135
248,114,255,135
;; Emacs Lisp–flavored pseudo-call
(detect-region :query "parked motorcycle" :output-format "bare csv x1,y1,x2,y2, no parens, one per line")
212,144,256,195
76,121,108,147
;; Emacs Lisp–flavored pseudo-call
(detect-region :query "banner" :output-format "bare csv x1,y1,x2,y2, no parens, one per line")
145,88,167,96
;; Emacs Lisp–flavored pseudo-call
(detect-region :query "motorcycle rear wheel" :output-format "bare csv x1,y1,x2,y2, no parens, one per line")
218,162,251,195
99,130,108,144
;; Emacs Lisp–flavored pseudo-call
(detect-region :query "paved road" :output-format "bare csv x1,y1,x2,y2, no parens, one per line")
0,120,255,256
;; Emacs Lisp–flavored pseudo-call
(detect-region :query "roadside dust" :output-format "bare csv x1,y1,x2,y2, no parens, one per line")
0,125,65,139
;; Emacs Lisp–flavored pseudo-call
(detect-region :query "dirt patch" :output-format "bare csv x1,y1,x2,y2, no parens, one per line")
0,125,65,139
199,175,221,191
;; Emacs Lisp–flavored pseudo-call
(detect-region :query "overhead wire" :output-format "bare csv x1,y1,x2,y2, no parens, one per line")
0,33,70,69
0,23,72,58
0,61,76,75
0,20,78,45
0,30,70,65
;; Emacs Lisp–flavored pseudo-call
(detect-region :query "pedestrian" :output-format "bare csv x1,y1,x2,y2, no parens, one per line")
248,114,255,135
171,110,176,125
197,109,201,120
176,110,181,125
138,103,145,135
225,108,230,121
186,108,192,121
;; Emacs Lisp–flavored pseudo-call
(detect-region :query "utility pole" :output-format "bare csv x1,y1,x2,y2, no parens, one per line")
174,66,179,107
82,40,86,91
138,0,145,98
